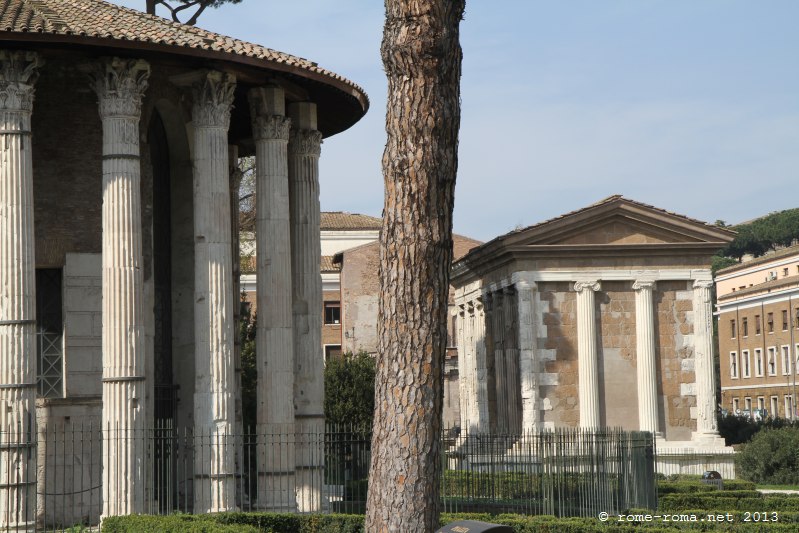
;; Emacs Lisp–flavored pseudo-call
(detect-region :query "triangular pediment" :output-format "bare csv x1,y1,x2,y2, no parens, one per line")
503,196,736,247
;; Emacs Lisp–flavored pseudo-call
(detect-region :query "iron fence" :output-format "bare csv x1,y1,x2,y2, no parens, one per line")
1,423,657,531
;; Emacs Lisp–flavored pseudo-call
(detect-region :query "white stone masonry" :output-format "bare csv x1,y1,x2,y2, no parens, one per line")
191,70,237,513
515,281,538,431
633,280,661,436
249,86,296,511
287,102,324,512
92,57,150,518
575,281,601,428
0,50,39,533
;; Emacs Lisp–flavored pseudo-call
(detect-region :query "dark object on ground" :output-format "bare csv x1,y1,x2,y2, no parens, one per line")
437,520,514,533
702,470,723,489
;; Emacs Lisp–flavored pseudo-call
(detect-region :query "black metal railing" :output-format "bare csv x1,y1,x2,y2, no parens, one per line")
1,423,657,531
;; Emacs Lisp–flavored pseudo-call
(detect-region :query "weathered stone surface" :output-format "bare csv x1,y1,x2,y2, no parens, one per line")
191,70,237,514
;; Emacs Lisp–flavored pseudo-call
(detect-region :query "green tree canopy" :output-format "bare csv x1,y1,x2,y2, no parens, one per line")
324,351,376,429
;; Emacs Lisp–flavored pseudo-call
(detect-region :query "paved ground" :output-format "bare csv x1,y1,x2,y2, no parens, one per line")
757,489,799,494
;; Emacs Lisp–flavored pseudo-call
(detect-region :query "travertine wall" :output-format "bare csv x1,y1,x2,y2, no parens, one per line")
655,281,696,441
538,282,579,428
63,254,103,399
597,282,638,430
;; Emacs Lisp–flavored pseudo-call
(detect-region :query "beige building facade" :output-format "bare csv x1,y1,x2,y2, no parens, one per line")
716,245,799,419
451,196,735,454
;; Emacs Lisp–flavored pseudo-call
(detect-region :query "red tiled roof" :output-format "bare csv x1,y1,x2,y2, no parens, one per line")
320,212,382,231
0,0,367,110
321,255,340,272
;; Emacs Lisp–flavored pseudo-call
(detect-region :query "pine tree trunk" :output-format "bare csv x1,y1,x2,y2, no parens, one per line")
365,1,464,531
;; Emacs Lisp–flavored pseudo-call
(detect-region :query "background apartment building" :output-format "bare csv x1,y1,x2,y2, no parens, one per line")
716,244,799,419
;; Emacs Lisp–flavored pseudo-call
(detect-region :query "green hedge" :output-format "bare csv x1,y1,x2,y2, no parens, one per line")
659,495,799,512
104,511,799,533
657,480,756,494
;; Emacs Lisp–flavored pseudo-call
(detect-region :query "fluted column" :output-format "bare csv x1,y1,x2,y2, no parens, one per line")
575,280,601,429
287,102,324,512
248,86,296,511
456,304,469,432
633,280,660,437
473,299,488,431
693,279,720,440
492,291,507,432
92,57,150,518
0,50,39,533
191,70,237,513
464,301,476,431
516,281,538,431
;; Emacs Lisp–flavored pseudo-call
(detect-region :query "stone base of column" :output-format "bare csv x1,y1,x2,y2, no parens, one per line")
295,416,324,512
690,432,728,448
256,422,296,512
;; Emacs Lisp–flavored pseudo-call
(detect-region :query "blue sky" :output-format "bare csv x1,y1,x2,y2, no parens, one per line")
113,1,798,241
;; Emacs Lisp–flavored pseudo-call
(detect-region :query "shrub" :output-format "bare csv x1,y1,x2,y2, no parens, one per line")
324,351,376,428
737,427,799,485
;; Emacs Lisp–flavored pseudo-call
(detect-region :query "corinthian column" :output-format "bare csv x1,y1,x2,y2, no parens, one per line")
287,102,324,512
0,50,39,533
191,70,237,513
633,280,660,437
92,57,150,518
248,86,296,511
575,280,601,429
693,279,721,443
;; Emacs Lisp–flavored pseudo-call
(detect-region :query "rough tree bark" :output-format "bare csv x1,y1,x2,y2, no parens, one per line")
365,1,465,531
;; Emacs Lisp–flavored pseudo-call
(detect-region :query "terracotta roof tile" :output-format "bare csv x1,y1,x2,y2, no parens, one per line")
0,0,366,104
320,255,340,272
320,212,382,231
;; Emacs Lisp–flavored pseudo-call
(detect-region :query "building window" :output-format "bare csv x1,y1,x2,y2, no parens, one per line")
730,319,736,338
771,396,779,418
745,397,752,411
767,312,774,333
784,310,789,331
786,396,795,420
768,347,777,376
783,345,792,375
755,349,764,377
795,307,799,328
743,317,749,337
36,269,64,399
742,350,751,378
755,315,761,335
758,397,765,411
324,344,342,362
730,352,738,379
324,301,341,325
784,267,790,277
732,398,740,412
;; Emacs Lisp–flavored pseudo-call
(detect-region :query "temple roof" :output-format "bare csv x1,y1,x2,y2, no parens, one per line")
0,0,368,135
452,195,737,282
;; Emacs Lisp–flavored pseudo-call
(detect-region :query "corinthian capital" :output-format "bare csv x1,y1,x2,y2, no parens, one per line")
92,58,150,119
0,50,41,112
574,280,601,293
251,115,291,141
192,70,236,129
288,128,323,157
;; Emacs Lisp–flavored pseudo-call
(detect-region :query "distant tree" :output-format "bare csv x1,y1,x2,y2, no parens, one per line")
239,302,257,429
145,0,242,25
721,208,799,259
324,351,376,428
